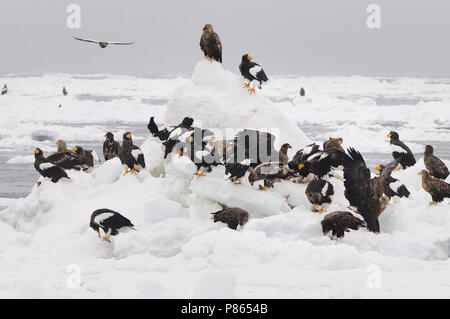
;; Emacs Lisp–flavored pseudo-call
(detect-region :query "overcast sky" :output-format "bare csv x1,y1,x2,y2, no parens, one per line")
1,0,449,76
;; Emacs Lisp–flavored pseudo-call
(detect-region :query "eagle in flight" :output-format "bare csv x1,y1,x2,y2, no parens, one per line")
73,37,133,48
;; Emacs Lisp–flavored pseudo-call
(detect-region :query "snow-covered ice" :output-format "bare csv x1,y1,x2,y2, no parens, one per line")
0,62,449,298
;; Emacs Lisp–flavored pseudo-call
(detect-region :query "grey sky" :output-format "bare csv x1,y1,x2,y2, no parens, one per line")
1,0,449,76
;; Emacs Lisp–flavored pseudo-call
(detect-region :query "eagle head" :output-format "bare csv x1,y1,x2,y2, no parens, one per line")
242,54,253,62
105,132,114,140
123,132,132,142
203,24,214,33
386,131,399,140
34,148,43,158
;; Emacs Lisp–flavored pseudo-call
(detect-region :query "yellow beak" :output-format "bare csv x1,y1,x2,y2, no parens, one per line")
375,165,381,171
298,163,304,170
386,133,391,138
126,133,131,139
35,149,39,154
417,172,422,176
189,137,194,143
248,56,253,61
72,147,77,152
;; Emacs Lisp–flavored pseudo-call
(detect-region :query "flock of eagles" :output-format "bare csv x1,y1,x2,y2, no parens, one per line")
18,24,450,242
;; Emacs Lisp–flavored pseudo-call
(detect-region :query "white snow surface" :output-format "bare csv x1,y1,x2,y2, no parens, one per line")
0,64,449,298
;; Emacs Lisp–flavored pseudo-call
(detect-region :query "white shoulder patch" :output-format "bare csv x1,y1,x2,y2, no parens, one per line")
131,149,143,160
321,182,329,196
39,162,55,170
390,180,403,192
94,212,115,224
169,127,182,139
307,152,321,161
249,65,262,78
303,145,313,156
319,153,329,160
390,143,407,154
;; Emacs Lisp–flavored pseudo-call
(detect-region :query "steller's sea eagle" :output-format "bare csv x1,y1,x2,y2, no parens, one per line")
387,131,416,170
239,54,268,94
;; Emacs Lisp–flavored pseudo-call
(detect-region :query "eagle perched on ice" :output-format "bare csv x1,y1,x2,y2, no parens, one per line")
119,132,145,175
321,211,365,240
387,131,416,170
239,54,268,94
424,145,449,180
418,170,450,205
90,208,135,242
103,132,121,161
34,148,70,183
200,24,222,62
211,207,249,230
47,140,81,170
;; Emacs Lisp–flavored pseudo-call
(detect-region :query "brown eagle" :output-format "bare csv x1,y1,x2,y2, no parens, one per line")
323,137,344,152
200,24,222,63
418,170,450,205
321,211,365,240
47,140,81,170
103,132,121,161
278,143,292,165
211,207,249,230
424,145,449,180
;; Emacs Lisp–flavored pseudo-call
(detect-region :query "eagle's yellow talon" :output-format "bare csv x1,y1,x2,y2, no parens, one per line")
248,87,256,95
194,171,204,178
102,236,111,243
430,201,437,206
243,82,250,88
